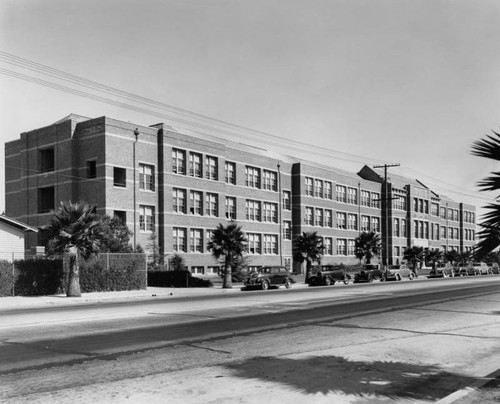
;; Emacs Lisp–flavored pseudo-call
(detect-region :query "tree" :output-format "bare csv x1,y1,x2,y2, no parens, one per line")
354,231,381,265
424,248,443,269
207,222,247,289
471,131,500,258
403,246,424,273
169,253,185,271
43,201,101,297
293,232,324,282
146,231,161,270
98,215,133,253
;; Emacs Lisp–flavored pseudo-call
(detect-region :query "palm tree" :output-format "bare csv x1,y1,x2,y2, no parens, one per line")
403,246,424,274
354,231,381,264
43,201,101,297
293,232,324,282
471,131,500,258
424,248,442,269
207,222,247,289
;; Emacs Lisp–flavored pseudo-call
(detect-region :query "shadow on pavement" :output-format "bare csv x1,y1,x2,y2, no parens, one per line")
225,355,482,402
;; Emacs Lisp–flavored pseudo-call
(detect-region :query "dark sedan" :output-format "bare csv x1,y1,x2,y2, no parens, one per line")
307,265,352,286
244,266,295,290
353,264,384,283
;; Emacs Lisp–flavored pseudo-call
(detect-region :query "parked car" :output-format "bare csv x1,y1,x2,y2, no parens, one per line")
307,265,352,286
354,264,384,283
384,264,415,281
490,263,500,275
459,263,481,276
428,263,454,278
473,262,493,275
244,266,295,290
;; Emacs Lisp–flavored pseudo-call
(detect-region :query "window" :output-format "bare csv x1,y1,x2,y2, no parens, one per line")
441,226,447,239
246,200,261,221
454,210,459,222
314,179,323,198
114,210,126,224
347,239,356,256
39,148,55,172
336,239,346,255
205,193,218,216
414,220,419,238
324,181,333,199
225,197,236,220
172,149,186,174
263,234,278,255
371,193,380,208
245,166,260,188
305,177,313,196
113,167,126,187
205,156,218,180
435,224,440,240
371,217,380,232
361,190,370,207
38,186,55,213
173,188,186,213
283,190,291,210
248,233,261,254
336,185,346,203
263,202,278,223
336,212,346,229
413,198,418,213
324,237,333,255
394,246,400,258
190,229,203,253
424,201,429,214
189,153,202,178
315,208,324,227
325,209,333,228
361,215,370,232
440,207,446,219
87,160,96,179
347,214,357,230
393,194,406,210
347,187,358,205
305,207,313,225
139,205,155,232
263,170,277,191
191,266,204,275
139,163,155,191
225,161,236,184
401,219,406,238
206,229,214,252
173,227,187,252
394,218,400,237
190,191,203,215
431,203,439,216
283,220,291,240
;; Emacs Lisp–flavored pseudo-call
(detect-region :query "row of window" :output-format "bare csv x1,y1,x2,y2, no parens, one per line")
113,164,155,191
303,207,381,232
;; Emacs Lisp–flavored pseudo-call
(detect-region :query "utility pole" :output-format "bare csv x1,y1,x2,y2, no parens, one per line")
373,163,400,273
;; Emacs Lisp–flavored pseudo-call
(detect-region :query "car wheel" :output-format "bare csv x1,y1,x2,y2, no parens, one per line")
261,280,269,290
408,273,415,280
396,274,402,281
343,275,349,285
324,277,332,286
284,279,292,289
368,275,374,283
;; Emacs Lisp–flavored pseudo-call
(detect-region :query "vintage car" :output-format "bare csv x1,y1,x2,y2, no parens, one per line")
490,263,500,275
244,266,295,290
459,263,481,276
384,264,415,281
307,265,352,286
353,264,384,283
474,262,493,275
427,263,454,278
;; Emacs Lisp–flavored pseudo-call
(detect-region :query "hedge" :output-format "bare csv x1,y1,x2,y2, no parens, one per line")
14,258,64,296
0,260,14,297
148,270,213,288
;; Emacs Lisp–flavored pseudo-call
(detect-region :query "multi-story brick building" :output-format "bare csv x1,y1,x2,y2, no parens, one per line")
5,114,476,274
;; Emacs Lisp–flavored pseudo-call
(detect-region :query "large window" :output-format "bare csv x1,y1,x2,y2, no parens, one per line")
336,212,346,229
325,209,333,228
205,156,218,180
263,170,277,191
205,193,218,217
305,177,313,196
247,233,261,254
347,239,356,256
173,227,186,252
263,202,278,223
336,239,346,255
139,205,155,232
39,148,55,172
225,161,236,184
172,149,186,174
371,193,380,208
139,163,155,191
394,218,400,237
225,197,236,220
189,153,202,178
263,234,278,255
245,166,260,188
361,215,370,232
190,191,203,215
283,220,291,240
336,185,346,203
190,229,203,253
347,213,357,230
324,237,333,255
283,190,291,210
361,190,370,207
371,217,380,232
401,219,406,238
172,188,186,213
38,186,55,213
314,179,323,198
347,187,358,205
246,200,261,221
324,181,333,199
315,208,324,227
113,167,126,187
305,207,313,225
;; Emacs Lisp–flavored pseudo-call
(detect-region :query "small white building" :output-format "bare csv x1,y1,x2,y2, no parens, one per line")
0,215,39,261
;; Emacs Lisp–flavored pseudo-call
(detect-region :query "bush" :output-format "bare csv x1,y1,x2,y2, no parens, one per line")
0,260,14,297
14,258,64,296
148,270,213,288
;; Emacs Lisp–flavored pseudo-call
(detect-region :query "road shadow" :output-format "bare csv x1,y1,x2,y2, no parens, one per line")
225,355,481,402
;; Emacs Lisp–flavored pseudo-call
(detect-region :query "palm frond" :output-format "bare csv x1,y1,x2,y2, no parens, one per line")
476,173,500,192
471,131,500,161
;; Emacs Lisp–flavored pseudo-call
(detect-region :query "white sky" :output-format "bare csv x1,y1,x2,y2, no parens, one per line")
1,0,499,216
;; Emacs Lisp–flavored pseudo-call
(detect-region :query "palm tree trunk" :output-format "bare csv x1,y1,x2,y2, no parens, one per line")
305,260,312,283
222,256,232,289
67,252,82,297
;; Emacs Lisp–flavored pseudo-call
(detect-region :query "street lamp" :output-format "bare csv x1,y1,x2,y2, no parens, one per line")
133,128,139,251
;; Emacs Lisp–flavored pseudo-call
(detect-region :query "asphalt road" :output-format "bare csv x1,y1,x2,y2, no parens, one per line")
2,277,500,403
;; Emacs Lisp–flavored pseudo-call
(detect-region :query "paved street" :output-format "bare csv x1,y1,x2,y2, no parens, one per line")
1,277,500,403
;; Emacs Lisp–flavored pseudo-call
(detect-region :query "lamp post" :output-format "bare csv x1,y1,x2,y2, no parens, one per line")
277,162,282,266
133,128,139,251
